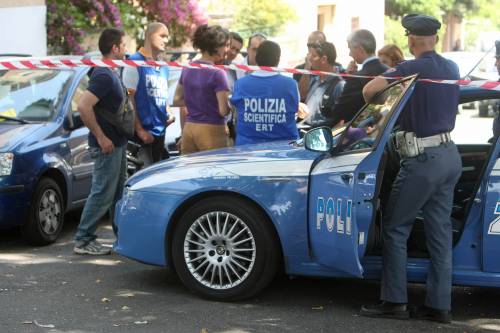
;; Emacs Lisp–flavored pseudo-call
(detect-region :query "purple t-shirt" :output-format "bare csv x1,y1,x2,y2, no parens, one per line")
180,60,229,125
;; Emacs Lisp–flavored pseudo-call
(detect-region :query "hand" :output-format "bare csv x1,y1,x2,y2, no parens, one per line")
347,60,358,74
97,135,114,154
166,116,176,127
297,102,309,120
304,54,313,70
137,128,154,144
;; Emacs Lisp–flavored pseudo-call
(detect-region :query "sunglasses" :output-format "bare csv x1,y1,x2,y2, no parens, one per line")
307,42,324,55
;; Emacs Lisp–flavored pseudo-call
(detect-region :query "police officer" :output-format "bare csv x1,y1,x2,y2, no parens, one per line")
491,40,500,141
360,14,462,323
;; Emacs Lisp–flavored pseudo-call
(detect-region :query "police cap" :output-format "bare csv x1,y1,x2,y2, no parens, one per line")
402,14,441,36
496,40,500,58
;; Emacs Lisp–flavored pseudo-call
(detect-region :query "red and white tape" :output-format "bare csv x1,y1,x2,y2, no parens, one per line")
0,58,499,92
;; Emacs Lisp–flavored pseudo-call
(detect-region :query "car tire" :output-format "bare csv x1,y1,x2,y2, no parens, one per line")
22,178,64,245
172,196,280,301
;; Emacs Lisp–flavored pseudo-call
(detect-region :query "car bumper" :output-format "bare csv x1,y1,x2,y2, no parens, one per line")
0,180,30,228
113,189,176,267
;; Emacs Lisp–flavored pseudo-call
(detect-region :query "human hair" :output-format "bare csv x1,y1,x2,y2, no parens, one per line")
98,28,125,56
312,42,337,66
247,32,267,49
348,29,376,54
229,31,243,45
309,30,326,42
192,24,229,55
378,44,405,67
145,22,167,39
255,40,281,67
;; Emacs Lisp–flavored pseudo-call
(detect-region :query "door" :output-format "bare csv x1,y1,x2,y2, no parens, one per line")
66,75,93,203
308,75,418,277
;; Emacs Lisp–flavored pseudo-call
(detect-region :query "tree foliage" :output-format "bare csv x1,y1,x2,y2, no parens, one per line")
46,0,208,55
231,0,297,41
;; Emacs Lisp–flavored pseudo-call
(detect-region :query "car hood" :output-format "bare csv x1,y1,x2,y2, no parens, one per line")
126,140,323,190
0,123,45,152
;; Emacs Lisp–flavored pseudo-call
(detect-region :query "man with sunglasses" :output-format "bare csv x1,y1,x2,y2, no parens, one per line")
295,31,327,99
297,41,344,129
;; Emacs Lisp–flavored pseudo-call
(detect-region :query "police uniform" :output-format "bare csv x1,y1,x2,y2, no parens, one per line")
491,40,500,139
361,14,462,321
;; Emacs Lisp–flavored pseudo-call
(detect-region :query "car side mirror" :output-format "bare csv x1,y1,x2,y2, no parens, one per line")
64,111,84,130
304,127,334,152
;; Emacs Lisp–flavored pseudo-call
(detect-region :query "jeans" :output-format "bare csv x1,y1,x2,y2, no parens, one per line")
74,145,126,244
380,143,462,310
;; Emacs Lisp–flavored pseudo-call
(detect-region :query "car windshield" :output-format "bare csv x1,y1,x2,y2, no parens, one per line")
330,76,415,151
0,69,73,123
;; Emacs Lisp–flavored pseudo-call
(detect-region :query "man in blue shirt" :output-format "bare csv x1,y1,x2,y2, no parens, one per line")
123,22,174,166
360,14,461,323
231,41,299,145
74,28,128,255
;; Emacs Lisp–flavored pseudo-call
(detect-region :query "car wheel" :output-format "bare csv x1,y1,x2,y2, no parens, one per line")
22,178,64,245
172,196,280,301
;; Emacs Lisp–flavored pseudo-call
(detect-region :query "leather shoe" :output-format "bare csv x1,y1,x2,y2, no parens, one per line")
410,304,452,323
360,301,409,319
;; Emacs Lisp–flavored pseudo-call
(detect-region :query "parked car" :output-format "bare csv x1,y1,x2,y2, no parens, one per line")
442,51,499,117
0,58,94,245
114,75,500,301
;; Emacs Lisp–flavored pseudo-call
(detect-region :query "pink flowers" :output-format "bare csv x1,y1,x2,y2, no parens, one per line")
47,0,208,54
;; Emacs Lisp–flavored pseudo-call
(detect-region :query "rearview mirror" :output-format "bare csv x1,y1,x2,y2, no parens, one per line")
64,111,84,130
304,127,333,152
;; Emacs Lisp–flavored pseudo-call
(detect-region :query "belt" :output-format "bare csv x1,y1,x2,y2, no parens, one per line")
418,132,451,148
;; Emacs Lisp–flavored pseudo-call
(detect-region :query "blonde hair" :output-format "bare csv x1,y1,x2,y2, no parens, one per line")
378,44,405,67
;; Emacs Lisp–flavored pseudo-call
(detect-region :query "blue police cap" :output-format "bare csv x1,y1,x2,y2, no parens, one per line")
402,14,441,36
496,40,500,58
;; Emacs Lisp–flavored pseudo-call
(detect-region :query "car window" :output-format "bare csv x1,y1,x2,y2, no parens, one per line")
339,78,412,153
0,69,73,122
70,75,89,114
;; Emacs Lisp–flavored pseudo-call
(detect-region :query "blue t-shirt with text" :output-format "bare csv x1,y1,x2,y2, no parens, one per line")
128,52,169,136
231,74,299,145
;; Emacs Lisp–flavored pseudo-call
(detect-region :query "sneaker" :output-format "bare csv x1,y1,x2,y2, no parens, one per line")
410,304,452,324
73,240,111,255
360,301,410,320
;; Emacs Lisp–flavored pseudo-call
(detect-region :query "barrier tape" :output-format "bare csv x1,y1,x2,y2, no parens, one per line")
0,58,499,91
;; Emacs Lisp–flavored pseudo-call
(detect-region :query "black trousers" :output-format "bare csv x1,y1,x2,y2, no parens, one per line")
136,134,169,168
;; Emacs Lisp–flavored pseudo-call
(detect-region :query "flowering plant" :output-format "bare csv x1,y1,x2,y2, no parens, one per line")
47,0,208,55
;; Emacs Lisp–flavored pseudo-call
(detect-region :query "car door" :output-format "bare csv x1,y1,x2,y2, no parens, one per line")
308,75,418,277
66,74,93,203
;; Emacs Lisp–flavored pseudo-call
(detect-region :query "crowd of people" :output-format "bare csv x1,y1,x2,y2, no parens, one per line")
72,13,498,325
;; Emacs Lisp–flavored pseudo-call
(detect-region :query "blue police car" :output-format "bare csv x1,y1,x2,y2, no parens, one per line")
0,58,93,245
114,75,500,301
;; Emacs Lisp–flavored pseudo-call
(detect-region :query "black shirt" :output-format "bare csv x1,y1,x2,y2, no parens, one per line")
87,67,127,148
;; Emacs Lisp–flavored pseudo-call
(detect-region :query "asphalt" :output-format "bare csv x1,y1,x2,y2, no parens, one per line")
1,216,499,333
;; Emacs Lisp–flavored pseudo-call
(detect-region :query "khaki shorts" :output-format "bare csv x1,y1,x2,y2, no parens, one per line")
181,122,229,155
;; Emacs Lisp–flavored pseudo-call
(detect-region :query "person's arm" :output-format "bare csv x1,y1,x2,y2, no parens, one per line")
78,91,114,154
166,105,175,127
363,76,389,103
298,56,313,101
216,90,230,117
173,83,185,107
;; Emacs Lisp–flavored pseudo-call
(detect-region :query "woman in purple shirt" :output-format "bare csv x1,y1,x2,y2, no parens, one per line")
174,25,230,154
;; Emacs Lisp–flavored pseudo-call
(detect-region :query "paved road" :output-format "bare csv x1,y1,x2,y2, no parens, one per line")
1,216,500,333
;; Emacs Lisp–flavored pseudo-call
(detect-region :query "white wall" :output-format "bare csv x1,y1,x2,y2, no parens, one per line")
0,5,47,56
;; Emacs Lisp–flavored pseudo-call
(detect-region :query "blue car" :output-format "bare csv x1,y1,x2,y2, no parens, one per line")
0,60,93,244
114,75,500,301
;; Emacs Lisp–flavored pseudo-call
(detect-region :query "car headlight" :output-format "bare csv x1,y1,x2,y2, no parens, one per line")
0,153,14,176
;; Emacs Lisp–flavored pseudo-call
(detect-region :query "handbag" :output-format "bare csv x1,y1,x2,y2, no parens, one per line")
95,69,135,139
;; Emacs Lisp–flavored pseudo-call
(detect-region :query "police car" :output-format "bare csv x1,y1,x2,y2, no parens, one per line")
114,75,500,301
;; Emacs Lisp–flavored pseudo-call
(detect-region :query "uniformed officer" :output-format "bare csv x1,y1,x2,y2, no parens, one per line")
359,14,462,323
491,40,500,140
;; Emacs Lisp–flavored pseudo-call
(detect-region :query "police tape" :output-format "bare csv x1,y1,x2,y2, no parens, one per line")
0,58,499,92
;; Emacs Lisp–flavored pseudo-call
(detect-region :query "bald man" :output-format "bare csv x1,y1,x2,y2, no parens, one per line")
123,22,175,167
